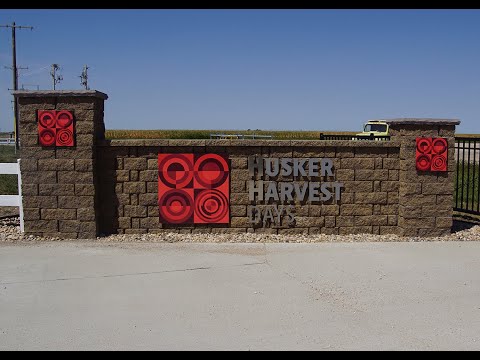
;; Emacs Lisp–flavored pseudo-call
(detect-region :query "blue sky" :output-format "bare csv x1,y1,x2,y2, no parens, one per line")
1,9,480,133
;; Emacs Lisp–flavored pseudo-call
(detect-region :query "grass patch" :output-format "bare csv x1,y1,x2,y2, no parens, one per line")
0,145,17,163
456,134,480,138
454,160,480,212
0,145,19,195
0,175,18,195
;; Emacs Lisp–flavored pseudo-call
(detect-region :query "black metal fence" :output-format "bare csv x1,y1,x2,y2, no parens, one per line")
319,133,390,141
454,137,480,215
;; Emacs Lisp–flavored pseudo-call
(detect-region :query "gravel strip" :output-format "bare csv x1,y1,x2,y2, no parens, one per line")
2,217,480,243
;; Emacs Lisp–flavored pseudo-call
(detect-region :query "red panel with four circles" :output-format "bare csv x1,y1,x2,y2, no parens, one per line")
38,110,75,147
416,137,448,172
158,154,229,224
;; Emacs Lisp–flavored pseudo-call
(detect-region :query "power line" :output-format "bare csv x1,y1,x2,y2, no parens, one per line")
22,65,49,77
0,22,34,151
4,65,29,84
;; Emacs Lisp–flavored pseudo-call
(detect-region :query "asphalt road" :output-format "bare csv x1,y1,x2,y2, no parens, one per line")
0,241,480,351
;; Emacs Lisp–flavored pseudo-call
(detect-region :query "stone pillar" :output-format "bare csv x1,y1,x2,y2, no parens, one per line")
14,90,108,239
386,118,460,237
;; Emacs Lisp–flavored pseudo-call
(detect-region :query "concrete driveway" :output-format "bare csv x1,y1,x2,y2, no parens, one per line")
0,241,479,350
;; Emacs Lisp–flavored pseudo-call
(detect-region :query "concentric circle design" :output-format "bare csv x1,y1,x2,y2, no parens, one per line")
416,138,432,154
158,153,229,224
159,189,194,223
195,189,229,223
432,138,447,154
38,110,75,147
39,111,56,128
158,154,194,188
56,129,74,147
416,154,431,171
39,128,56,146
431,155,447,171
56,111,74,128
194,154,229,188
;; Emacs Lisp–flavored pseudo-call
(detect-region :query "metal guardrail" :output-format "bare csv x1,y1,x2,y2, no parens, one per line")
319,133,391,141
0,132,15,146
0,138,16,145
210,134,274,140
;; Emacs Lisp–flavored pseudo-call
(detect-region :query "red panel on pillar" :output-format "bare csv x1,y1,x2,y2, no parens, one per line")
158,154,229,224
38,111,56,147
55,111,75,147
416,137,447,172
37,110,75,147
431,138,448,171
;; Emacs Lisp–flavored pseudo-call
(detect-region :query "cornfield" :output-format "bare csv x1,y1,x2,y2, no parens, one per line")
105,129,357,140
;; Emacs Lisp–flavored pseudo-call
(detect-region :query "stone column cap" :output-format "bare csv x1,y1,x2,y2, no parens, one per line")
12,90,108,100
384,118,460,126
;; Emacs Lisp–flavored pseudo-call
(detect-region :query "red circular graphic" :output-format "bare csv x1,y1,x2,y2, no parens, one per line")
432,138,447,154
39,111,56,128
416,138,432,154
431,155,447,171
416,154,431,171
195,189,229,223
194,154,229,188
159,189,194,223
39,128,56,146
158,154,194,188
56,129,74,146
56,111,73,128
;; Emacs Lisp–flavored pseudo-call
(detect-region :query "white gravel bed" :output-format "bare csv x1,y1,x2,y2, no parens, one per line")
1,217,480,243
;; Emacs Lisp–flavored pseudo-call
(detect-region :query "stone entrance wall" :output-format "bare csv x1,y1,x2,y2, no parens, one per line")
13,90,459,239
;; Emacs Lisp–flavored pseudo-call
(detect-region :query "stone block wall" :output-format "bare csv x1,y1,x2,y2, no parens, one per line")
96,140,400,235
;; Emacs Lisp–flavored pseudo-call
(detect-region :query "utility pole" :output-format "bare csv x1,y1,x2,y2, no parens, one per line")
79,65,89,90
5,65,28,144
50,64,63,90
0,22,33,151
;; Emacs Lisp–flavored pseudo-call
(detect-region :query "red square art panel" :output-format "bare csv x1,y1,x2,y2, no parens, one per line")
158,154,229,224
38,110,75,147
416,137,448,172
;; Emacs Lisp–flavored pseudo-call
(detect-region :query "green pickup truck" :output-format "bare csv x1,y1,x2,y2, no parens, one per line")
355,120,390,139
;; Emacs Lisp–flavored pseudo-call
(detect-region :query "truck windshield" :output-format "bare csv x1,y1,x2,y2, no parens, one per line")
364,124,387,133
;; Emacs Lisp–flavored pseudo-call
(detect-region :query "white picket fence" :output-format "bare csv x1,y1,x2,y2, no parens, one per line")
0,159,24,232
